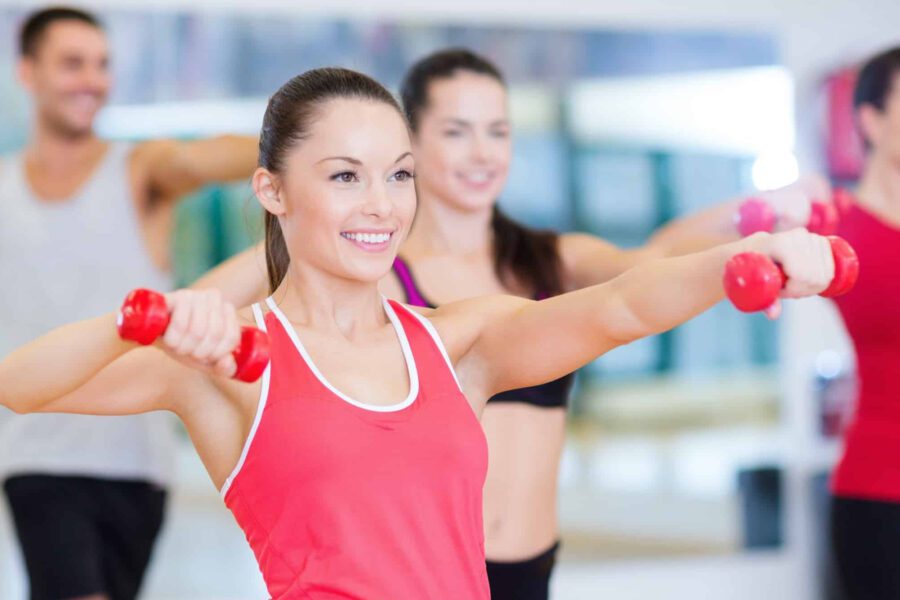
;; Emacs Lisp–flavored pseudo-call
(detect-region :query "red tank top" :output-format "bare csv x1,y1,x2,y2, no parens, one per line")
220,297,490,599
831,201,900,501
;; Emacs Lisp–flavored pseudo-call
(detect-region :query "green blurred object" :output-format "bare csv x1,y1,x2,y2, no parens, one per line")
171,182,262,287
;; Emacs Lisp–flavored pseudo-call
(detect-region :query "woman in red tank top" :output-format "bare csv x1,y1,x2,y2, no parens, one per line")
200,50,836,600
828,47,900,600
0,67,839,599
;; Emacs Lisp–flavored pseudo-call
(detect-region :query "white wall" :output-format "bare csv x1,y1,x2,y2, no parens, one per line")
4,0,897,163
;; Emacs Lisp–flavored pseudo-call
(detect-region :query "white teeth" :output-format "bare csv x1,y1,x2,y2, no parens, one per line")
342,232,391,244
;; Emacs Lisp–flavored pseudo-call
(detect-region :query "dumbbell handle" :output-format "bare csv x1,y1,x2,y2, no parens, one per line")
724,236,859,313
116,289,270,383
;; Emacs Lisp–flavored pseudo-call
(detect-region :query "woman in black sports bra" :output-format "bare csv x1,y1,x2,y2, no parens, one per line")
197,51,832,599
381,49,832,600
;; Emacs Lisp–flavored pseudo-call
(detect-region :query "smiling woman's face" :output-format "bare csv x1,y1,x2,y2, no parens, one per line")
257,97,417,284
411,71,512,213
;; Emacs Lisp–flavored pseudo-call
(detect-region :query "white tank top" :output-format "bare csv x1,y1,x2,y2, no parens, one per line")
0,142,176,487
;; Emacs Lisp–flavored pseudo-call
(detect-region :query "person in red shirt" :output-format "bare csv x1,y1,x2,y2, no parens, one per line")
0,67,836,599
829,46,900,600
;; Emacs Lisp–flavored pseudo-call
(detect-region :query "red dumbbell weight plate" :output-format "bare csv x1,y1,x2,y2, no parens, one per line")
232,328,271,383
820,236,860,298
736,198,777,237
117,289,169,346
723,252,786,313
807,202,840,236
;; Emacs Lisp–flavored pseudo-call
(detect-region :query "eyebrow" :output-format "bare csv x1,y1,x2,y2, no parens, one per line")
317,156,362,166
440,118,510,127
317,152,412,166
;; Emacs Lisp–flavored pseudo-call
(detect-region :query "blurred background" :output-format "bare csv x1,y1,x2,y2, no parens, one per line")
0,0,894,598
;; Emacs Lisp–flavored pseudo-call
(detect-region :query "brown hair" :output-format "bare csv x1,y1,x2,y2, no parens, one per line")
257,67,405,293
855,46,900,148
400,48,563,296
20,6,102,57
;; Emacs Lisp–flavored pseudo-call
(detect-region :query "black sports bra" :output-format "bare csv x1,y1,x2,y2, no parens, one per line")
392,257,574,409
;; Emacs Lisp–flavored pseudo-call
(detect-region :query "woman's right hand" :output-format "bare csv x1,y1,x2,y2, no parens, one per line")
760,173,834,231
160,289,242,378
736,228,836,318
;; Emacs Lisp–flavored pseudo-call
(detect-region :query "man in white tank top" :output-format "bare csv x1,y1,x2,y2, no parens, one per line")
0,8,259,600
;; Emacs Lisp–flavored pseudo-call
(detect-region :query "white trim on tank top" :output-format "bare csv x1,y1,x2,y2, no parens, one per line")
264,295,419,413
391,303,463,393
219,303,270,499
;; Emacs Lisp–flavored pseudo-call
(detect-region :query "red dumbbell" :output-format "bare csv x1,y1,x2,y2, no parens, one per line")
735,197,841,237
116,289,270,383
724,236,860,313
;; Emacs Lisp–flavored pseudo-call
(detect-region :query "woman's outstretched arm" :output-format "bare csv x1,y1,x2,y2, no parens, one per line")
560,175,833,288
0,290,241,415
434,229,833,406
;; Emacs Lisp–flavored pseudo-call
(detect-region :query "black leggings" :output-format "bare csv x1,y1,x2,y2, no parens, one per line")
486,542,559,600
830,495,900,600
